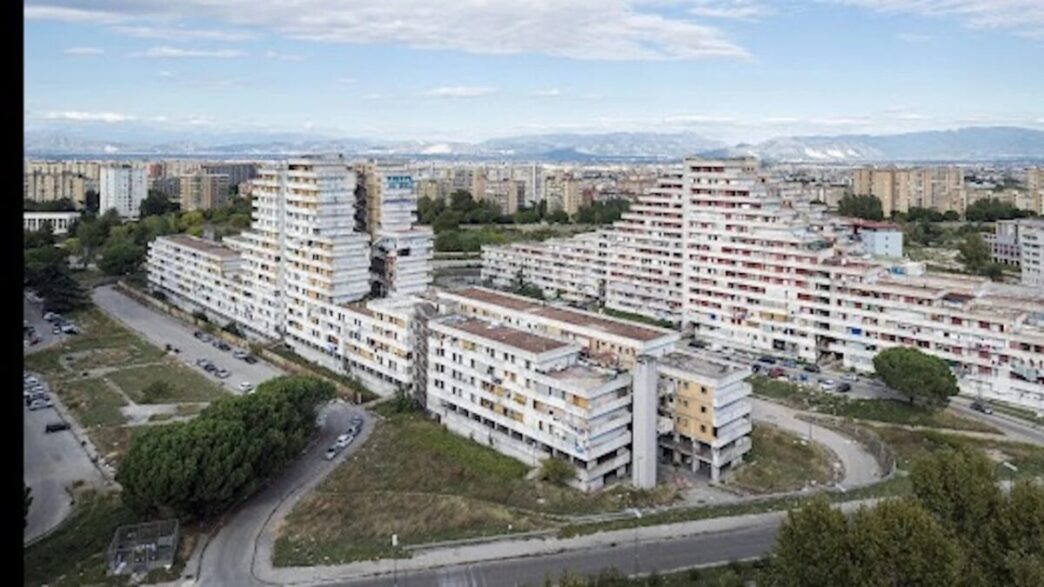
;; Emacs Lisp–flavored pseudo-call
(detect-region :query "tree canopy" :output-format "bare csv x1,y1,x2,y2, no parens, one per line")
872,346,958,406
98,241,146,276
139,190,180,218
965,198,1034,223
838,194,885,221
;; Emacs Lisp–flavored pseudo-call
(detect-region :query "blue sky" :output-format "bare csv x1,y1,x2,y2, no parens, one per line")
23,1,1044,143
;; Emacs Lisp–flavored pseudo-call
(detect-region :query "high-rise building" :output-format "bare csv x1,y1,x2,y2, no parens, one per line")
100,164,148,219
200,162,258,188
179,173,231,211
1020,219,1044,287
1028,168,1044,215
483,157,1044,411
853,166,964,215
545,173,583,215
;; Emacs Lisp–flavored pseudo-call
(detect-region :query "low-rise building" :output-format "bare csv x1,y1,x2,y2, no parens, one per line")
147,234,248,324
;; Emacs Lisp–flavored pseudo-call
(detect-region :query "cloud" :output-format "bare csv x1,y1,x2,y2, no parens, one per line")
690,1,775,20
529,88,562,97
265,49,305,61
130,46,247,58
836,1,1044,39
663,114,737,125
64,46,104,55
25,5,125,24
423,86,497,98
109,25,255,42
24,1,750,61
42,111,135,123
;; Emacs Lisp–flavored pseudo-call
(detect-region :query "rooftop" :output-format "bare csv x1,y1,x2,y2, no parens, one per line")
163,234,239,260
450,287,676,343
658,350,749,380
438,316,572,355
545,363,626,390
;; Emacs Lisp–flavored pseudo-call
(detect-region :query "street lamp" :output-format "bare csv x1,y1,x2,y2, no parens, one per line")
630,507,642,577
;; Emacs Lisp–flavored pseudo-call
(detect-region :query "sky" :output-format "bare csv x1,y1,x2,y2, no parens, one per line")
23,1,1044,144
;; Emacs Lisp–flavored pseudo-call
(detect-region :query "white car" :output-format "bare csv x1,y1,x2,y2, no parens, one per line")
334,433,354,449
28,398,53,411
323,446,340,460
238,382,255,393
819,379,836,391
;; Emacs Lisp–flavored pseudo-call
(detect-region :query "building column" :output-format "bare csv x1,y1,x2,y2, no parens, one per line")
711,465,720,482
631,355,658,489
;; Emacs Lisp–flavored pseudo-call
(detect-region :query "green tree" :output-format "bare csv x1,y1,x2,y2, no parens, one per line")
416,195,445,225
847,498,963,587
764,497,851,587
958,232,992,274
75,216,110,268
35,264,89,313
24,245,70,286
140,191,179,217
545,210,571,224
98,241,145,276
872,346,958,406
838,194,885,221
24,483,32,528
84,190,100,213
965,198,1030,222
538,458,576,486
432,210,462,232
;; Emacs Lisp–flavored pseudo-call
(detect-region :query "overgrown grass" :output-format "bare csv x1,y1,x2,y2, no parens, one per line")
265,344,380,403
750,376,998,433
58,377,128,428
106,361,224,404
600,307,676,330
275,410,677,565
729,425,836,494
25,307,166,375
871,425,1044,478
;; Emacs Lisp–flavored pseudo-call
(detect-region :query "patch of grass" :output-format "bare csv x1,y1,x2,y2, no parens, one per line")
23,489,138,587
276,410,676,565
57,377,128,428
729,425,835,494
91,425,148,466
749,376,998,433
106,361,224,404
601,307,676,330
871,424,1044,478
986,400,1044,425
25,307,165,377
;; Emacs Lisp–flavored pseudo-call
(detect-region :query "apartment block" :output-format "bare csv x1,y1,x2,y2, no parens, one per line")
482,157,1044,411
1021,219,1044,287
24,211,80,235
200,162,258,188
179,173,230,211
546,173,584,216
24,170,90,206
100,164,148,219
1028,168,1044,215
147,234,248,322
985,220,1023,267
853,166,964,216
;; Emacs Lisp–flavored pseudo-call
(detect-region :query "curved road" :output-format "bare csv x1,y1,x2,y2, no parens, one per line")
196,401,374,587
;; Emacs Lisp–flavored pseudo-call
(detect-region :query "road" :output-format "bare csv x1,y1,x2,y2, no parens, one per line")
23,374,105,544
24,293,64,352
950,396,1044,445
92,285,283,394
195,402,373,587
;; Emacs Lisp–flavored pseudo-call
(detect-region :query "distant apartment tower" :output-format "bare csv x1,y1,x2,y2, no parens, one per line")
1020,219,1044,287
179,173,230,211
1027,168,1044,215
985,220,1024,267
100,164,148,219
853,166,963,216
200,162,258,188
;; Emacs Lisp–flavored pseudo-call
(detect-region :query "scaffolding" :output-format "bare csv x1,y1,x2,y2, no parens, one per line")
106,519,179,576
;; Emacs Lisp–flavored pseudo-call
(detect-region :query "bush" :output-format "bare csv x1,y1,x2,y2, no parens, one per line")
192,310,209,323
539,458,576,486
222,322,242,337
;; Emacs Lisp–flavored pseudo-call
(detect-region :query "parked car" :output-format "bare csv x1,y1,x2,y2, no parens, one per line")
45,422,70,433
350,415,363,427
212,340,232,351
688,338,708,349
323,446,340,460
818,379,836,391
204,363,218,373
61,324,79,334
215,369,231,379
52,326,62,335
28,398,53,410
334,434,354,449
193,330,207,339
769,367,786,378
751,364,762,374
195,358,211,368
970,401,994,415
837,383,852,393
25,376,39,385
232,349,249,359
757,356,777,365
803,364,821,373
43,311,58,322
27,393,50,405
243,355,258,364
783,359,796,368
238,382,254,393
842,374,858,382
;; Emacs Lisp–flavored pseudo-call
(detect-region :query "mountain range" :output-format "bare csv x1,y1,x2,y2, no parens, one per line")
24,126,1044,163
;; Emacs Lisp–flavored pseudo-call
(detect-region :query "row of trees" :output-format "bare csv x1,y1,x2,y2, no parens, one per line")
117,376,334,519
766,449,1044,586
840,193,1036,223
418,191,631,233
965,197,1036,222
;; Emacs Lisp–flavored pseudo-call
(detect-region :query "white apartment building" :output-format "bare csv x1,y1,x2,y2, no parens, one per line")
482,157,1044,411
147,234,248,323
24,211,80,235
1021,219,1044,287
427,315,635,491
100,164,148,219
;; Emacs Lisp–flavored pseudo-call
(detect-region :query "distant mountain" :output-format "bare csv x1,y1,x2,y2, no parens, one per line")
23,126,1044,162
728,127,1044,163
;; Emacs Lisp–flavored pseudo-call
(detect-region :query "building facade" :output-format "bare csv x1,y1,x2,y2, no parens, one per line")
179,173,231,211
24,211,80,234
100,164,148,219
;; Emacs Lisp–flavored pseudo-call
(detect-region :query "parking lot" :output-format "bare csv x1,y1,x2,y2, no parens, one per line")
23,374,105,544
23,294,63,352
92,285,283,395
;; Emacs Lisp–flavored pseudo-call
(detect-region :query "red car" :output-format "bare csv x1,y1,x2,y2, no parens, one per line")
769,367,786,378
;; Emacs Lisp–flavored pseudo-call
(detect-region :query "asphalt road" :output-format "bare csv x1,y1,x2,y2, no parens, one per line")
23,294,64,352
92,285,283,394
196,402,373,587
23,375,105,544
950,397,1044,445
334,523,778,587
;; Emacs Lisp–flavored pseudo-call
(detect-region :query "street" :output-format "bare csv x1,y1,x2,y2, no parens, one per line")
23,375,105,544
24,293,63,352
92,285,283,394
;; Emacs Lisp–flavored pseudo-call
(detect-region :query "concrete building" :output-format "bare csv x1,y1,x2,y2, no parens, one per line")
24,211,80,234
200,162,258,188
1028,168,1044,215
546,173,584,216
853,166,964,216
179,173,231,211
1020,219,1044,287
147,234,248,323
849,220,904,258
100,164,148,219
483,157,1044,411
985,220,1023,267
24,169,91,207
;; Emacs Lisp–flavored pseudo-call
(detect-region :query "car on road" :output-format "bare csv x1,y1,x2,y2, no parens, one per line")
28,398,53,410
842,374,858,382
803,364,821,373
232,349,249,359
238,382,254,393
783,359,796,368
334,433,354,449
350,415,363,427
768,367,786,379
970,401,994,415
61,324,79,334
45,422,70,433
204,363,218,373
212,340,232,351
757,356,776,365
243,355,258,364
818,379,836,391
196,358,212,368
323,446,340,460
43,312,60,322
837,383,852,393
193,330,207,339
215,368,231,379
25,375,39,385
688,338,708,349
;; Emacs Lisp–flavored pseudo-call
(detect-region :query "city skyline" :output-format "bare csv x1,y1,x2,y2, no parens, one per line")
25,1,1044,143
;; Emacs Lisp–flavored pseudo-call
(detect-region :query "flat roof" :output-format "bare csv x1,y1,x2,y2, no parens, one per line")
658,350,749,380
438,316,571,355
545,363,623,390
163,234,239,259
450,288,675,343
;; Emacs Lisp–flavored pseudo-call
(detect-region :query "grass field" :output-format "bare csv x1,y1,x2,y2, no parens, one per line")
871,425,1044,477
750,376,998,433
106,362,225,404
274,407,677,566
729,425,836,494
57,377,128,428
25,307,165,375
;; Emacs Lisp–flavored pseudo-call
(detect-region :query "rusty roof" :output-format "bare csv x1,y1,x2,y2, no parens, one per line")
438,316,571,355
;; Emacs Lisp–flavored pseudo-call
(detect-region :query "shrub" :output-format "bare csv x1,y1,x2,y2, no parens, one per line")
539,458,576,486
